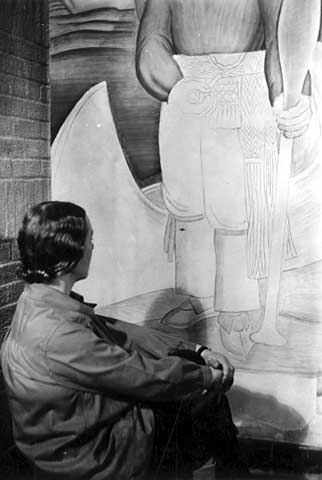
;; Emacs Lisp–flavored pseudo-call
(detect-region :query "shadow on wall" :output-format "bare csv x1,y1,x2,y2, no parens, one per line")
142,291,311,447
228,386,308,442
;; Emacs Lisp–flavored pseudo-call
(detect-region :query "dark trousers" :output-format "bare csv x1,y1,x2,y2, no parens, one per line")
151,390,240,479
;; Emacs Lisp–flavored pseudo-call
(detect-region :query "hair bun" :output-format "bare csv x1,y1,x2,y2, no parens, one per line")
17,266,51,284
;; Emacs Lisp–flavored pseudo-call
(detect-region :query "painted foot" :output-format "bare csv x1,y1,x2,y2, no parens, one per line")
160,298,218,329
218,310,262,359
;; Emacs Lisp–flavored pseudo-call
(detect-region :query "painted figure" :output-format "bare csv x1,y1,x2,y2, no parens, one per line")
135,0,322,357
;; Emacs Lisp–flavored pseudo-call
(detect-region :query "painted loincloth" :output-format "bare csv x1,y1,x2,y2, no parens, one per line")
159,48,322,278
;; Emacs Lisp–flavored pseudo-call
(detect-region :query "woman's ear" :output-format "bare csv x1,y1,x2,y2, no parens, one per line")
135,0,147,19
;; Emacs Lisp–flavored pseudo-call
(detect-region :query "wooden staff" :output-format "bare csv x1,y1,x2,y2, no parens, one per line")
252,0,320,346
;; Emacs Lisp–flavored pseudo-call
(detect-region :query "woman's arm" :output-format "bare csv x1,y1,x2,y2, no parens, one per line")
45,321,216,403
94,314,198,358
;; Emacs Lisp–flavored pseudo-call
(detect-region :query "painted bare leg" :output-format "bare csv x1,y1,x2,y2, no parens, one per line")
161,218,217,328
215,232,261,358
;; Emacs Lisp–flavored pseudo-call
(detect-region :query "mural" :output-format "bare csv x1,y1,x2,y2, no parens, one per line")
50,0,160,185
50,0,322,449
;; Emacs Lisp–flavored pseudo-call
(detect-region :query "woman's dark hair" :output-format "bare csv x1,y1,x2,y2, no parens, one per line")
17,201,88,284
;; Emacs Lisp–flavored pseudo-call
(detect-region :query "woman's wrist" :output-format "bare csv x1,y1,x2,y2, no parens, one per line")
196,345,209,357
195,345,212,365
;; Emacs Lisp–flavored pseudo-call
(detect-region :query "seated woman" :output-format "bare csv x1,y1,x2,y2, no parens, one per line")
1,201,247,480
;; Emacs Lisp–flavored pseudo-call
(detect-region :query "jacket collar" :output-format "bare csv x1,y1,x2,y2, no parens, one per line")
23,283,95,319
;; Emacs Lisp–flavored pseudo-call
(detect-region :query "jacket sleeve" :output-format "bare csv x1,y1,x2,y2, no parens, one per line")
93,314,198,359
136,0,183,101
45,321,213,403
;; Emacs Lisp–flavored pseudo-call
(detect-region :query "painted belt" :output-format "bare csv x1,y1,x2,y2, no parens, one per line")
168,77,241,129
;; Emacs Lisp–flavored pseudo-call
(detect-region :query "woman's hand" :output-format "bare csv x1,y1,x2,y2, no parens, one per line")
274,94,312,139
201,350,235,392
208,367,224,392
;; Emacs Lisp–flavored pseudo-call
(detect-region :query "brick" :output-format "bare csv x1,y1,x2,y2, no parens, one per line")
43,178,50,201
5,182,16,237
40,84,49,103
0,30,47,65
15,183,26,238
34,179,45,205
29,159,46,177
24,138,49,159
0,96,49,121
0,0,50,261
40,121,50,140
6,180,25,237
0,241,11,262
13,118,43,139
40,8,49,49
0,95,24,116
0,307,12,343
0,262,19,285
0,282,23,309
0,3,48,53
0,74,25,98
0,180,8,237
0,5,14,34
26,81,43,102
0,54,31,82
22,100,49,122
11,2,44,48
0,159,12,178
10,239,20,261
0,138,24,158
12,159,42,178
11,160,24,178
23,181,36,212
0,31,9,53
28,62,48,85
0,74,42,101
41,159,51,177
22,179,50,213
0,115,12,136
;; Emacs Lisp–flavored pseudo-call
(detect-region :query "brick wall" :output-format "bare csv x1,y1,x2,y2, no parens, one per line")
0,0,50,470
0,0,50,335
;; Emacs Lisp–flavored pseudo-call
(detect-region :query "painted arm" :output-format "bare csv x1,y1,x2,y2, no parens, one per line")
136,0,183,102
276,0,320,139
259,0,319,139
258,0,312,106
134,0,147,19
277,0,320,107
258,0,283,105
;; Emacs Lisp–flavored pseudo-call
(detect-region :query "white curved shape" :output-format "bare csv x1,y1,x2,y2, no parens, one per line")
52,81,174,305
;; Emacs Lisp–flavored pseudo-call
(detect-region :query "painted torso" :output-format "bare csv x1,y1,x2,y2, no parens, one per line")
170,0,264,55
